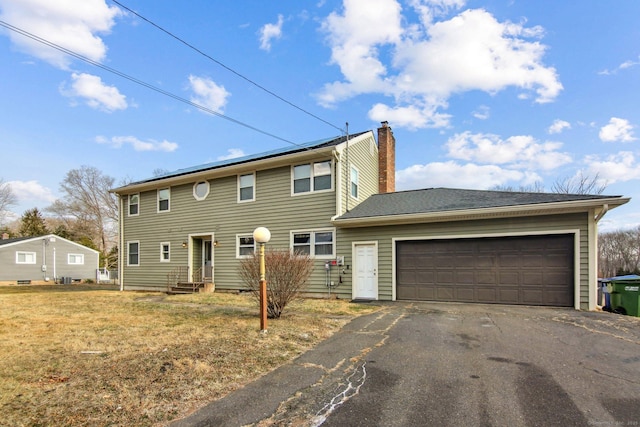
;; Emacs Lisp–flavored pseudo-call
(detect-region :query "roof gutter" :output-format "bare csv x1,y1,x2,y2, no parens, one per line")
331,197,630,228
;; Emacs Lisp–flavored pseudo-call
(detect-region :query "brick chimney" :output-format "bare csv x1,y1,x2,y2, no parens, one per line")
378,121,395,194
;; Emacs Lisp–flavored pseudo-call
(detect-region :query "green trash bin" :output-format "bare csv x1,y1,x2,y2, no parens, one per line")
608,280,640,317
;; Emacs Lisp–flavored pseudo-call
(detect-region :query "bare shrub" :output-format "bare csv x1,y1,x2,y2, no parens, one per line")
238,249,314,318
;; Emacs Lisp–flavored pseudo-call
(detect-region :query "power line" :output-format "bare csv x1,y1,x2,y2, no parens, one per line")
110,0,345,134
0,19,307,148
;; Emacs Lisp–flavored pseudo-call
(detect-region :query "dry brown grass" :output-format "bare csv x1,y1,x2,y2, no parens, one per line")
0,285,379,427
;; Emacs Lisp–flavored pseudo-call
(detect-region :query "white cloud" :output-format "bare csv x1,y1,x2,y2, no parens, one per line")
318,0,403,106
0,0,122,69
472,105,490,120
396,161,531,190
598,55,640,75
599,117,637,142
318,1,562,129
259,14,284,51
408,0,467,26
6,180,57,205
445,131,572,170
548,119,571,134
188,75,230,114
585,151,640,184
61,73,127,112
217,149,246,161
96,135,178,152
368,101,451,129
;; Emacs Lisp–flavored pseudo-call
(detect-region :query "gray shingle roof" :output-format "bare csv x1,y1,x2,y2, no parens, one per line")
0,237,31,247
336,187,621,220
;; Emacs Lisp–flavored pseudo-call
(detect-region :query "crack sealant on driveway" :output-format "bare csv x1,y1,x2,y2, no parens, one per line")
310,361,367,427
250,308,404,427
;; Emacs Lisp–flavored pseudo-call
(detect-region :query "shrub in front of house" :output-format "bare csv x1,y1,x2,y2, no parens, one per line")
238,249,314,318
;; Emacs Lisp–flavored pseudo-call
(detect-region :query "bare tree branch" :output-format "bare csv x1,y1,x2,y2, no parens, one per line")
0,178,18,226
46,166,118,254
552,171,607,195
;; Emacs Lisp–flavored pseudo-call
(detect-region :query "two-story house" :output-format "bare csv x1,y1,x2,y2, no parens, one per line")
112,122,629,310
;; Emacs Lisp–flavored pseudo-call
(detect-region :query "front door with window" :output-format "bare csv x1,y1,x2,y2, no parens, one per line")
202,240,212,283
353,243,377,300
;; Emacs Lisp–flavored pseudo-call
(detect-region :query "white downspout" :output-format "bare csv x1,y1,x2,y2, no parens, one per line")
589,204,609,310
594,204,609,223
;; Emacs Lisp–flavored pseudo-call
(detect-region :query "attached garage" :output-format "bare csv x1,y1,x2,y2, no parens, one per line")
334,188,630,310
395,234,575,307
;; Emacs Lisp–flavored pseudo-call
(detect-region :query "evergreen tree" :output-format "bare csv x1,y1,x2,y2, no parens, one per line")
19,208,49,237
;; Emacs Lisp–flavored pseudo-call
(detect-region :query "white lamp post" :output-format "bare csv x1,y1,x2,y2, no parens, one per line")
253,227,271,331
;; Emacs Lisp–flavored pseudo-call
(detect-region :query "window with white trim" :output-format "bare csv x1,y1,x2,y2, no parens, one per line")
291,229,335,258
238,173,255,202
292,160,332,194
237,234,255,258
128,241,140,266
160,242,170,262
193,181,210,200
158,188,170,212
129,194,139,216
350,166,359,199
16,251,36,264
68,254,84,265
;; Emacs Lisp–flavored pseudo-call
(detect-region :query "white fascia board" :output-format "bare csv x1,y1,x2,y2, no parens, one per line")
332,197,631,228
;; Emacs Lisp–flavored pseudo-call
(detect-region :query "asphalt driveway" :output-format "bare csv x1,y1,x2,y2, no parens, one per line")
172,302,640,427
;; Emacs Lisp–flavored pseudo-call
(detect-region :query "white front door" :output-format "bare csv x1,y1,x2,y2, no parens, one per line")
353,243,377,300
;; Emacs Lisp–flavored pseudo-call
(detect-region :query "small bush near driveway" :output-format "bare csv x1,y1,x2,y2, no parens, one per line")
0,285,378,426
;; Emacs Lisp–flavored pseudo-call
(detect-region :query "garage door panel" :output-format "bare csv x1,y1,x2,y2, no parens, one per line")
457,255,475,265
498,271,520,285
545,290,572,305
545,272,572,286
498,289,520,303
456,288,475,301
476,256,494,267
396,234,574,307
476,288,497,302
456,271,475,284
436,255,455,267
522,289,544,304
523,254,544,267
477,272,498,285
546,254,570,268
522,272,543,285
397,271,416,285
436,287,455,300
437,271,454,282
499,254,521,268
417,287,435,300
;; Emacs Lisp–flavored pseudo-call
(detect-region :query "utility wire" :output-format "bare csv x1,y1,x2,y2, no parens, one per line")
0,19,307,148
110,0,345,134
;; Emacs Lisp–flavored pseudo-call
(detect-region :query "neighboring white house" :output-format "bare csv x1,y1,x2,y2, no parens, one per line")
0,234,100,285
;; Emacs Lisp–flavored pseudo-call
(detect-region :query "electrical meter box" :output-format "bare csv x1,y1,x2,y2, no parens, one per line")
330,256,344,266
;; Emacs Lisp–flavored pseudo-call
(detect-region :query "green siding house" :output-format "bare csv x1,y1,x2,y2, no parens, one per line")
112,123,629,310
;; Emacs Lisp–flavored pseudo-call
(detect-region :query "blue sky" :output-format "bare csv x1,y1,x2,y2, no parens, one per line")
1,0,639,232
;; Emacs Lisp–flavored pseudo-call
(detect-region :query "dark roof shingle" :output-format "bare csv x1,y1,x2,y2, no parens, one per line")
337,187,620,220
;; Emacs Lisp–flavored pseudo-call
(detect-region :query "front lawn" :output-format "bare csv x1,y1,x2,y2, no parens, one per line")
0,285,378,426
